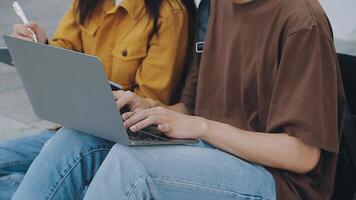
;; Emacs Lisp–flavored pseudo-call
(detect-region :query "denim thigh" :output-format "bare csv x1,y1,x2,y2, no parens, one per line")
0,130,55,175
85,143,276,200
12,127,114,200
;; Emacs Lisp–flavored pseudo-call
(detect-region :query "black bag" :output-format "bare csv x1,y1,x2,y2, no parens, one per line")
333,54,356,200
333,106,356,200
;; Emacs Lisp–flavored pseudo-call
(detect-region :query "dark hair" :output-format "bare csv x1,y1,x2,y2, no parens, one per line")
77,0,196,35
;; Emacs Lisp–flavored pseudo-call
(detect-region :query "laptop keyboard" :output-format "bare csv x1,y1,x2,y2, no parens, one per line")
127,126,170,141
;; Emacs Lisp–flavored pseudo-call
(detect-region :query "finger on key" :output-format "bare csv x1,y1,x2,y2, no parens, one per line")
122,111,136,121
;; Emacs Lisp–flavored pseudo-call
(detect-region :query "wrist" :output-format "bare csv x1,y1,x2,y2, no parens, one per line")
144,98,162,109
191,116,209,139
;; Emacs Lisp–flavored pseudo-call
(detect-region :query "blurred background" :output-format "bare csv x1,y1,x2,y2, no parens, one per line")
0,0,71,141
320,0,356,56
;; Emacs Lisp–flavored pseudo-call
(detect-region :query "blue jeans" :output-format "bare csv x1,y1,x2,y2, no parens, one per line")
11,127,114,200
12,128,276,200
0,130,55,200
83,143,276,200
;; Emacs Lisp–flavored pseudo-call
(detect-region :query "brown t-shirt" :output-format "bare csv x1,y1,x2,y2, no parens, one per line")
181,0,345,199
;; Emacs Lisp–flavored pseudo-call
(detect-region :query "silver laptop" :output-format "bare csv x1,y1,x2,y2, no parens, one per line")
3,35,198,146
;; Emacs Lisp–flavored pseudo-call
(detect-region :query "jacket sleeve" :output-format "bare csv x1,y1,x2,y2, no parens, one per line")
48,1,83,52
134,9,189,105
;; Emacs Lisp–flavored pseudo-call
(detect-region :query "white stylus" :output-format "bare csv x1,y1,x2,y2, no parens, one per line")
13,1,38,42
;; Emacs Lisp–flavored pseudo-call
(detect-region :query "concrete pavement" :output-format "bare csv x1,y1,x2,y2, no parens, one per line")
0,0,71,140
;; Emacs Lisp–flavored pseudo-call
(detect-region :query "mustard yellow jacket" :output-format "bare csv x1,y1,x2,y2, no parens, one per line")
49,0,189,104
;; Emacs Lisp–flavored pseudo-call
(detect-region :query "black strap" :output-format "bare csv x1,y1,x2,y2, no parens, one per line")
195,0,211,53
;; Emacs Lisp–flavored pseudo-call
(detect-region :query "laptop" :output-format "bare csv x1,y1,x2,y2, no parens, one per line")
3,35,198,146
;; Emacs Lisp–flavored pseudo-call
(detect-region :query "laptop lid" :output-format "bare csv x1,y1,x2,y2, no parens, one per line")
3,35,129,145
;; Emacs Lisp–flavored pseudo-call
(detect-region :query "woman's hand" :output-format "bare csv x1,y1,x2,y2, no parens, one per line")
123,106,207,139
12,21,48,43
113,90,161,112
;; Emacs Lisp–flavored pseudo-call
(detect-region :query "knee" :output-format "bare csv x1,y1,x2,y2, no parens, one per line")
102,144,147,175
85,145,150,198
55,127,88,144
104,144,133,165
42,127,112,155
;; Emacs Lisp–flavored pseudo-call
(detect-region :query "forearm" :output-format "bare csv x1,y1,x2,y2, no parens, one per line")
122,103,319,174
198,119,321,174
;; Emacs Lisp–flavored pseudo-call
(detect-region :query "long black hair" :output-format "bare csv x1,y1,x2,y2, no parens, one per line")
77,0,196,35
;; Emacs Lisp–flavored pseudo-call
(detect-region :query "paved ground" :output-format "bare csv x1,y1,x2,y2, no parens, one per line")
0,0,71,141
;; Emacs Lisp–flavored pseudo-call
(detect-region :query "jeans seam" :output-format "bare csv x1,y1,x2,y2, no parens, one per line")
47,147,111,200
151,178,274,200
0,160,32,168
126,176,150,200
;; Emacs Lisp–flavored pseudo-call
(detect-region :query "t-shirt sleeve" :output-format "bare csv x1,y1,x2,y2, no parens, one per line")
266,27,345,153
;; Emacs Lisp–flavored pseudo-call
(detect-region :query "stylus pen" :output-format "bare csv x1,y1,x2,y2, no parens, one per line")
13,1,38,42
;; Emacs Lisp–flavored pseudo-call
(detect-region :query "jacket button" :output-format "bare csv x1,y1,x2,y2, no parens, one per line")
122,49,128,57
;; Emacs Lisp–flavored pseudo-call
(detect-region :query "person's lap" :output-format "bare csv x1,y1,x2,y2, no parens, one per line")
11,127,114,200
84,142,276,200
9,128,276,200
0,130,55,200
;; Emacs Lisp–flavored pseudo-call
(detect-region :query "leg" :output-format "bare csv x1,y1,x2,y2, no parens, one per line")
0,130,54,200
12,127,114,200
84,143,276,200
